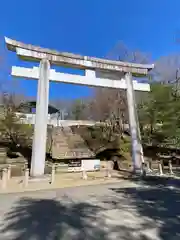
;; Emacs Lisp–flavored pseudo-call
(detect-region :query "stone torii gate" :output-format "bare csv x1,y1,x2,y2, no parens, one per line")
5,37,154,177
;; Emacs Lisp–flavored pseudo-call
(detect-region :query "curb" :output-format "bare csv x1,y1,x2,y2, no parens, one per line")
0,178,122,195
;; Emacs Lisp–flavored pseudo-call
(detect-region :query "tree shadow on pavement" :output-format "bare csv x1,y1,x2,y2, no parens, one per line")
0,194,154,240
111,182,180,240
1,197,106,240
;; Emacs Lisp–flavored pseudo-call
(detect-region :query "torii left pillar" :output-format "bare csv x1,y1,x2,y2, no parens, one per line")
30,59,50,177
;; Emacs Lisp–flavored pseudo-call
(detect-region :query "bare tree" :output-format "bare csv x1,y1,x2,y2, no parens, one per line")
106,41,150,64
90,42,150,127
152,54,180,83
0,92,33,146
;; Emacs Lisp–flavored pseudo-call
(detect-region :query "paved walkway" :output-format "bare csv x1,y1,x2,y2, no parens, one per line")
0,181,179,239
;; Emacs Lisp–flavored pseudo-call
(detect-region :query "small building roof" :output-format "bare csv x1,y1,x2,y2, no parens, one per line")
18,101,59,114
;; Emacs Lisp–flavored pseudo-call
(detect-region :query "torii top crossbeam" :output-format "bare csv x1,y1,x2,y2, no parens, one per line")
5,37,154,75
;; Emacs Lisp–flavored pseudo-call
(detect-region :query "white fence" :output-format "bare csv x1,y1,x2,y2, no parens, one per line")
15,113,97,127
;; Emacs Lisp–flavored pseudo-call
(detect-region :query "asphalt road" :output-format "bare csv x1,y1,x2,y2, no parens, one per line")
0,181,179,240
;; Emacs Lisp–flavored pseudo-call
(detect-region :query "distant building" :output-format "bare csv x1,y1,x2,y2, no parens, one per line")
15,101,68,125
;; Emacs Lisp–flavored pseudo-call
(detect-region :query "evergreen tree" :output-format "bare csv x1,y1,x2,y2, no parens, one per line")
138,83,180,147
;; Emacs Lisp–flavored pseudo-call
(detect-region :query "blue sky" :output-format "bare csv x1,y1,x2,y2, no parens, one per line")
0,0,180,100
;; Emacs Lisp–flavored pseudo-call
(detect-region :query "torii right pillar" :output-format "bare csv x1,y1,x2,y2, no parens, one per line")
125,72,142,174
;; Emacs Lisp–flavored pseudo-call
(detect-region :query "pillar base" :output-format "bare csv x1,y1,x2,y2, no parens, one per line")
132,168,143,176
29,175,49,183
